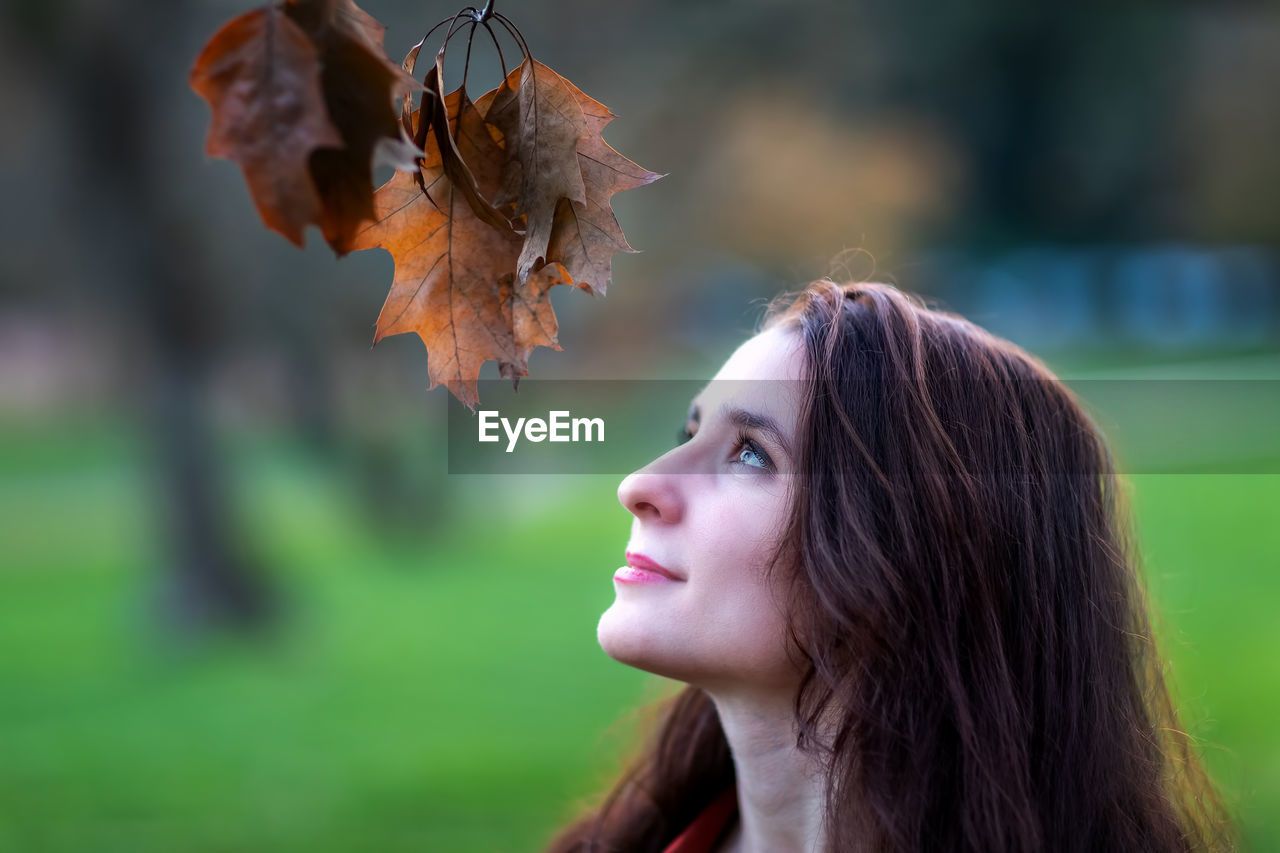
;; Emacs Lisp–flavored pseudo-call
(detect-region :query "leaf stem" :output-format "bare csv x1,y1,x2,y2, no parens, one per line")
462,21,477,89
481,21,508,78
474,0,494,23
420,13,465,50
437,10,476,88
443,12,474,50
492,13,530,63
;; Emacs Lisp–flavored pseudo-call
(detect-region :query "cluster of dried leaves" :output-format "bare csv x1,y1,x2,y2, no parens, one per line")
190,0,659,406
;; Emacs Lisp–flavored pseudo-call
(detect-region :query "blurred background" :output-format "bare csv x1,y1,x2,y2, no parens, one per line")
2,0,1279,849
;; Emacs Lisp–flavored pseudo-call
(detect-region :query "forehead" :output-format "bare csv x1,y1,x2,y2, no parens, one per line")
694,326,805,415
713,325,805,382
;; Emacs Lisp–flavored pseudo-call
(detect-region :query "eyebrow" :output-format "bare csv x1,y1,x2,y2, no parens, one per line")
688,402,794,460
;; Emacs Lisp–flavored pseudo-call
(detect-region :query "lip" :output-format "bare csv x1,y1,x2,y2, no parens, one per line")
615,550,685,584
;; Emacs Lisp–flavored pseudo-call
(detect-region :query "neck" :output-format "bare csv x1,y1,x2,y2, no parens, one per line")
705,686,827,853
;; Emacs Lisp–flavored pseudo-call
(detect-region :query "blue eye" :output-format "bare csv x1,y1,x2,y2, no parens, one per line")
734,433,773,471
679,423,774,472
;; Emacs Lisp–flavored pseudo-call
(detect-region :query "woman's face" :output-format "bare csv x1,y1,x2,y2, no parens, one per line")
598,325,806,695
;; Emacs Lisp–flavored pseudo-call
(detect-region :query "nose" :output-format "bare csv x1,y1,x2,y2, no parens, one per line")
617,452,685,524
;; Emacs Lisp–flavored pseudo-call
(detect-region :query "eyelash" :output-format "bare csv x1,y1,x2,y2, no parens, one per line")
676,426,774,472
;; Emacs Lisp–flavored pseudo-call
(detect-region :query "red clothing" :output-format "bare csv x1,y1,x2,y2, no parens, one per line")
662,788,738,853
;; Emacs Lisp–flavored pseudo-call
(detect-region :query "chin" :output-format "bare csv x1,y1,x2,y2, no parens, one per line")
599,602,803,697
597,602,686,680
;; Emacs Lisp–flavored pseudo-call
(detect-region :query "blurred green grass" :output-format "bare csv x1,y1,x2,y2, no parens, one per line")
0,420,1276,851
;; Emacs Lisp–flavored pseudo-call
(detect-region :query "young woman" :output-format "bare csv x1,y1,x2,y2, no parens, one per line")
550,280,1231,852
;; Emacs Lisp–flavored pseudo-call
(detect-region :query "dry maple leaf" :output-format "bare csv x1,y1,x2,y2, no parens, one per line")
189,5,343,247
485,59,590,285
350,90,563,406
541,84,663,296
400,36,428,138
498,261,568,384
478,59,661,296
422,52,519,236
193,1,659,407
283,0,421,255
192,0,420,254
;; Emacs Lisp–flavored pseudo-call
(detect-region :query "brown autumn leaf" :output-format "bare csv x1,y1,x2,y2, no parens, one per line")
193,3,659,406
400,36,427,138
189,5,342,247
422,51,520,235
350,90,564,406
485,58,590,285
498,261,568,383
479,59,661,296
191,0,420,253
283,0,421,255
542,85,663,295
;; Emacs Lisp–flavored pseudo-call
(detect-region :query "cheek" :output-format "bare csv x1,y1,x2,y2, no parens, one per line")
693,583,796,685
693,490,799,684
699,481,792,583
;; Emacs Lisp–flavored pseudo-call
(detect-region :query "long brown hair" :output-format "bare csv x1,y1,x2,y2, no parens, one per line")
549,280,1231,852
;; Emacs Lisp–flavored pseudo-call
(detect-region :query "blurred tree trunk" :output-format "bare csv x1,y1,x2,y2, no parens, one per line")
68,0,276,631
